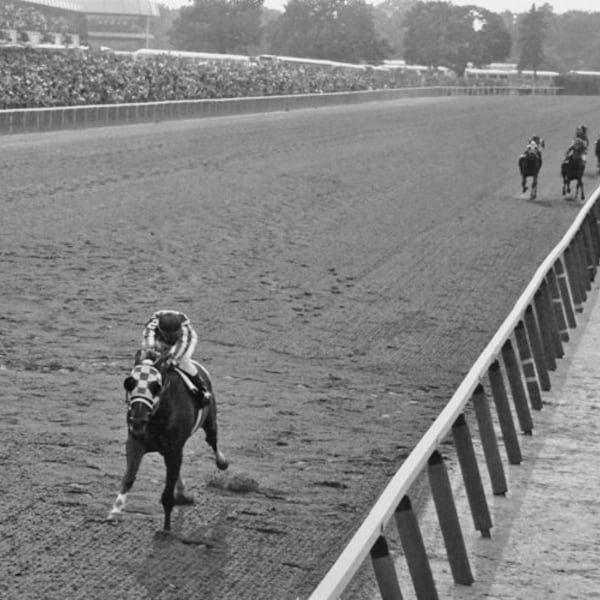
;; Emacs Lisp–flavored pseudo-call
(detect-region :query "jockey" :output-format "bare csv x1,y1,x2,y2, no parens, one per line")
139,310,212,409
575,124,589,148
522,136,543,166
565,137,587,161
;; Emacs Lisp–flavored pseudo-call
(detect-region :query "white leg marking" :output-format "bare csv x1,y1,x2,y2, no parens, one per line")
108,493,128,519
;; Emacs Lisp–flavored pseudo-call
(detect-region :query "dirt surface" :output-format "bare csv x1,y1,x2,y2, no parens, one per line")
1,95,599,600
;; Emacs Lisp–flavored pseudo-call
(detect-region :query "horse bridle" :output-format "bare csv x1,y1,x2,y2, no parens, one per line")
127,392,160,414
125,363,163,417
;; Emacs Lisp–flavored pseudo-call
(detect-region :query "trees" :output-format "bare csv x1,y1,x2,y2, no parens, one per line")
266,0,391,63
517,4,548,74
469,8,512,67
169,0,264,54
403,1,511,76
372,0,416,57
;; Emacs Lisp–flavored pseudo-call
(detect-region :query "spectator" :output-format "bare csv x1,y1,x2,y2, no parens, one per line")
0,46,458,110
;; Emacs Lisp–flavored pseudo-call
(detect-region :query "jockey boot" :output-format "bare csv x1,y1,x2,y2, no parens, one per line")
189,372,211,411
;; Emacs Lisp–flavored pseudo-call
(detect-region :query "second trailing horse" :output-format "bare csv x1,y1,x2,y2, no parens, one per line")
518,137,544,200
562,140,586,201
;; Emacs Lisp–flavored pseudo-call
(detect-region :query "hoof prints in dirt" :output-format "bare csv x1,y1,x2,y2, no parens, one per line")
206,473,260,494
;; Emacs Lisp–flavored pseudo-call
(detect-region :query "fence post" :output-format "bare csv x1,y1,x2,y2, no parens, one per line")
394,496,439,600
501,339,534,434
487,361,522,464
533,289,558,370
546,267,569,343
539,280,564,359
584,212,600,263
514,320,543,410
523,304,551,391
554,258,577,328
428,451,474,585
574,232,590,294
564,244,584,312
452,413,493,536
472,385,508,495
581,221,597,283
370,535,404,600
589,203,600,248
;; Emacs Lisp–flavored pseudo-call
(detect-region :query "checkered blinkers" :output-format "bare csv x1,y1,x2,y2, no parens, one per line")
125,363,163,409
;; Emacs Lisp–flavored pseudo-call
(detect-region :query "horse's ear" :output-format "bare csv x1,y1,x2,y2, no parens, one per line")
123,376,137,392
148,381,162,397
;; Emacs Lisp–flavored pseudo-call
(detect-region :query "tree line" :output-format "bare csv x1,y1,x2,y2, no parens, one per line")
151,0,600,74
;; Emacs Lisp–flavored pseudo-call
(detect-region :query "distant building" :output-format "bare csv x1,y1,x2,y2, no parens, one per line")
4,0,160,51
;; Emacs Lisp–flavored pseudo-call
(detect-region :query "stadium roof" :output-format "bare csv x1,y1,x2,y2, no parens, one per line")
17,0,160,16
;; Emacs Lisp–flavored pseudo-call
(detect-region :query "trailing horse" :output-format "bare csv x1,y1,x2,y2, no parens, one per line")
595,137,600,175
518,140,543,200
561,147,586,201
107,360,228,531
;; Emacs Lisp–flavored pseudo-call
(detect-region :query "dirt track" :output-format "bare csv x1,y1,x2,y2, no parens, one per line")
2,95,599,600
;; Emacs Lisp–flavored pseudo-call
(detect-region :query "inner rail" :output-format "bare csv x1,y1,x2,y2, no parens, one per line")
308,183,600,600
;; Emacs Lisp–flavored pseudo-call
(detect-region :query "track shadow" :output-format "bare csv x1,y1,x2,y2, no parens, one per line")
134,509,231,600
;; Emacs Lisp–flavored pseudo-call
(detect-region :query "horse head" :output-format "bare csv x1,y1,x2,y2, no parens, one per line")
123,362,163,437
525,140,542,157
530,135,545,149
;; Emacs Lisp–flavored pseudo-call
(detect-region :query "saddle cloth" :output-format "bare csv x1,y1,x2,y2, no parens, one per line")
173,366,210,433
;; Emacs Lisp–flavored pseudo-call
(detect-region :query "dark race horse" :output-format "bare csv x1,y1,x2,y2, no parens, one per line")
595,137,600,175
518,138,544,200
561,143,586,201
108,360,228,531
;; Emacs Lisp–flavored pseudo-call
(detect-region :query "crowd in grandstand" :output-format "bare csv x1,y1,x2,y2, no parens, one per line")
0,0,459,109
0,47,456,109
0,1,76,39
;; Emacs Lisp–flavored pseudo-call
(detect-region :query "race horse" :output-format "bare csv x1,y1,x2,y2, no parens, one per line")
108,360,228,531
518,137,544,200
561,140,586,201
595,136,600,175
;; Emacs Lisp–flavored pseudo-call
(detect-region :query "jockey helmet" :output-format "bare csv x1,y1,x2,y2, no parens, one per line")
156,312,182,344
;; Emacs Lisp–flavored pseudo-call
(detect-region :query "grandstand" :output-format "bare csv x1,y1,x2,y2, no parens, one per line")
1,0,160,50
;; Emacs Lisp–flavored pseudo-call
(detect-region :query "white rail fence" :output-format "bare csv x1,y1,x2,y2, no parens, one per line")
308,183,600,600
0,85,560,136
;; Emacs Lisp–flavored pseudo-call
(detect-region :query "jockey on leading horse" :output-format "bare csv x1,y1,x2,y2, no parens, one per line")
521,135,544,165
138,310,212,411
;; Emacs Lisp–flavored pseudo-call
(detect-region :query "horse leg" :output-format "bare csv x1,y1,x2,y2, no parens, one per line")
161,449,184,532
108,436,145,521
579,179,585,200
531,175,537,200
202,395,229,471
174,474,194,505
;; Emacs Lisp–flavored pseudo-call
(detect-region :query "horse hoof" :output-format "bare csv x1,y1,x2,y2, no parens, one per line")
216,452,229,471
106,511,122,523
174,494,195,506
154,530,172,540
